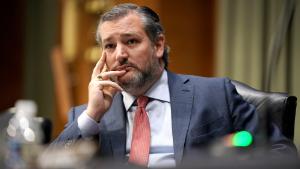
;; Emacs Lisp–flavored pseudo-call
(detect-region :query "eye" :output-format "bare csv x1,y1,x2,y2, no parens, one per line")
127,39,138,45
104,43,115,49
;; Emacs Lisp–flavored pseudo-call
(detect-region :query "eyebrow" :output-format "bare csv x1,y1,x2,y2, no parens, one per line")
121,32,140,38
102,32,141,43
102,37,113,44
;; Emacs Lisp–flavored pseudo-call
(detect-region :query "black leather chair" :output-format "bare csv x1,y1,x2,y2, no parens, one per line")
231,80,297,140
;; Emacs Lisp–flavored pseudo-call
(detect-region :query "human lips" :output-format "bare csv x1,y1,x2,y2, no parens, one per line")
115,65,128,71
113,64,136,72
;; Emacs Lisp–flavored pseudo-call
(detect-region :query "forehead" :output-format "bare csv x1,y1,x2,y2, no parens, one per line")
99,13,147,41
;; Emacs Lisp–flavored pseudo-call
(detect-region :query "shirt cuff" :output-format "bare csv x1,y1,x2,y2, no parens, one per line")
77,110,100,137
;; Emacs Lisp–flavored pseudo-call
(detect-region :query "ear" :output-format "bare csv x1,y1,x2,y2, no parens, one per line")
154,34,165,59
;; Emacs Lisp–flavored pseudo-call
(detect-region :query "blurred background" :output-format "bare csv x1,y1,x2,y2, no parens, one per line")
0,0,299,151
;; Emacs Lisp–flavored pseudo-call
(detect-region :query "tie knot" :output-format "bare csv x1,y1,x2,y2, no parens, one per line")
137,96,149,108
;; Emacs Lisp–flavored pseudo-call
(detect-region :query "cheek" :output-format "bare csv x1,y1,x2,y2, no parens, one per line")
130,51,150,67
105,56,115,70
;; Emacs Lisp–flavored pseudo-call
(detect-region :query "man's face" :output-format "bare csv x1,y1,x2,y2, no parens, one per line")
98,13,164,92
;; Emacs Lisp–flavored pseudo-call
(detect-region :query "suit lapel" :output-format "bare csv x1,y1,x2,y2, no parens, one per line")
102,93,127,161
168,72,194,163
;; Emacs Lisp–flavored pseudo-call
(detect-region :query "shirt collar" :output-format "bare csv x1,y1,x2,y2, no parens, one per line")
122,70,170,111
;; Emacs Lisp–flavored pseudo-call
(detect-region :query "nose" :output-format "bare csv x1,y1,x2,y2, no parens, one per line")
115,44,128,63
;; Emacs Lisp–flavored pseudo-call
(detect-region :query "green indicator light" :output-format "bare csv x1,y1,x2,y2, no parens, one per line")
232,131,253,147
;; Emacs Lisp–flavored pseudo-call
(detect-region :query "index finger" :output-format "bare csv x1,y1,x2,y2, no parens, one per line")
91,52,106,79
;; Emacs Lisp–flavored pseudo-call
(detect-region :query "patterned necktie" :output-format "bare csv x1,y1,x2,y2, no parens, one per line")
129,96,150,166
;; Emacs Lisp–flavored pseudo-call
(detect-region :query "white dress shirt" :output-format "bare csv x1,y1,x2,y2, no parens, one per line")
78,70,175,167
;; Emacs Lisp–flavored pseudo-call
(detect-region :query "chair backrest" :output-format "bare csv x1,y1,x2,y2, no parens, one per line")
231,80,297,140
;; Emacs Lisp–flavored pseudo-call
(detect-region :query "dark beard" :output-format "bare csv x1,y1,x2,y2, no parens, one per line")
117,59,160,94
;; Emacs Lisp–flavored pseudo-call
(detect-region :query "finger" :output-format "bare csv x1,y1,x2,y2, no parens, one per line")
99,70,126,80
102,61,108,73
92,52,106,79
92,80,124,91
101,81,124,91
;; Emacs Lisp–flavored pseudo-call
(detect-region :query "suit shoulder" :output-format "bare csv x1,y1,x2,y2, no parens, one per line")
68,104,87,122
179,74,231,86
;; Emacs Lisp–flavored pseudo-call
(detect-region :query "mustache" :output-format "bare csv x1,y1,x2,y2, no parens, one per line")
111,61,138,71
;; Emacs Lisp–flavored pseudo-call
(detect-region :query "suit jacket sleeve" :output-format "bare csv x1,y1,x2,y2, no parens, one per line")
50,106,87,147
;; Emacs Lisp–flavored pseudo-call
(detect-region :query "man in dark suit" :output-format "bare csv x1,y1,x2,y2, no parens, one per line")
52,3,296,167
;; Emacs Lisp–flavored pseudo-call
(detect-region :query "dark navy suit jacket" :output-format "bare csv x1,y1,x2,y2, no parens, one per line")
52,71,295,164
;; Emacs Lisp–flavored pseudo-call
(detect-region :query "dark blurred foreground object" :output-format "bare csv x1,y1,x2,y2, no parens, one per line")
232,80,297,140
40,143,300,169
35,117,52,144
83,151,300,169
179,154,300,169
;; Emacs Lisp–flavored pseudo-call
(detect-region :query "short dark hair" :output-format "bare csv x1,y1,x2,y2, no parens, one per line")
96,3,169,68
